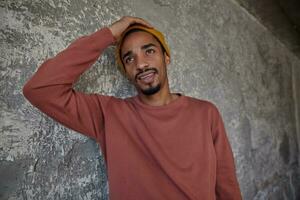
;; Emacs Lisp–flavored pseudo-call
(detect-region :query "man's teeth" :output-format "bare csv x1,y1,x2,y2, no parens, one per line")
139,72,155,80
141,73,152,79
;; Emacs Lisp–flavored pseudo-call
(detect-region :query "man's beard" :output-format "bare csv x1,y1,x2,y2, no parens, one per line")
135,68,160,96
141,84,161,96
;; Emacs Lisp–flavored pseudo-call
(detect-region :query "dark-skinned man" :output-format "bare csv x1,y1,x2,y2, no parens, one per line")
23,16,242,200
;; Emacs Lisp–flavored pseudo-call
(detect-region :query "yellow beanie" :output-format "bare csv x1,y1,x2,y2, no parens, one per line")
115,24,170,75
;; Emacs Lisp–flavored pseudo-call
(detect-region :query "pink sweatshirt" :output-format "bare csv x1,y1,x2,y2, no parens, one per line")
23,27,242,200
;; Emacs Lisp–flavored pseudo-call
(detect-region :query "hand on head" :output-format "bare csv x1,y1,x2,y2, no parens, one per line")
109,16,153,42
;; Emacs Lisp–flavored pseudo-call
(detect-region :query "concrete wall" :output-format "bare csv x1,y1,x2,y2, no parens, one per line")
1,0,299,199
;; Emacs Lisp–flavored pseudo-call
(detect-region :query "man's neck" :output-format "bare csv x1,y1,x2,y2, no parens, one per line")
138,88,179,107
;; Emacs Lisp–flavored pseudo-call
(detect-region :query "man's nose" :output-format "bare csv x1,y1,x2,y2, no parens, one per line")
136,54,148,70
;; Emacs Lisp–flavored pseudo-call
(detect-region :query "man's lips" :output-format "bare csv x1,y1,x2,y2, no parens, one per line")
135,69,158,84
135,69,158,80
138,71,155,80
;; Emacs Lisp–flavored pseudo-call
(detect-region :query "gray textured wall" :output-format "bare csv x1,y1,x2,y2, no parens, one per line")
1,0,299,199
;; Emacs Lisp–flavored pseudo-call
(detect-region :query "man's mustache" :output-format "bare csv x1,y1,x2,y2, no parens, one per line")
135,68,158,80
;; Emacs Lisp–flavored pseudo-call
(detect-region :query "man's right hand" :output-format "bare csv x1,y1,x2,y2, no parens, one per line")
109,16,153,42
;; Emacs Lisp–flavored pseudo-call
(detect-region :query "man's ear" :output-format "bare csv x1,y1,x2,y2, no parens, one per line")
164,52,170,65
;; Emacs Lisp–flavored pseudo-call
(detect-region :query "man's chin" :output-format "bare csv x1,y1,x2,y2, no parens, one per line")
140,84,161,96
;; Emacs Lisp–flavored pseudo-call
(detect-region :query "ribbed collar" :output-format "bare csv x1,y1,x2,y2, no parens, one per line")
131,93,187,110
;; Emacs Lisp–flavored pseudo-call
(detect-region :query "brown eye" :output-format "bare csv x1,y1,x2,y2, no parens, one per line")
146,49,155,54
125,56,134,64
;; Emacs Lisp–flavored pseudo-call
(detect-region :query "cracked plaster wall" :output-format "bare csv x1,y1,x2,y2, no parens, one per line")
0,0,299,199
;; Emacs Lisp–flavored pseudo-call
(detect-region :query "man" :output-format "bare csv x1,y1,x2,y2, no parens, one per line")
23,16,242,199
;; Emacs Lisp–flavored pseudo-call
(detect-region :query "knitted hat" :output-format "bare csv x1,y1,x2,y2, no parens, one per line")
115,24,170,75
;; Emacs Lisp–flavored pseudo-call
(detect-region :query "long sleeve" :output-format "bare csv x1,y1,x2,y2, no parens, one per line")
23,27,115,142
211,106,242,200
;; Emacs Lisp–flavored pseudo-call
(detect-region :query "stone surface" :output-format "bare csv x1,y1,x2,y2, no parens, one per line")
1,0,299,199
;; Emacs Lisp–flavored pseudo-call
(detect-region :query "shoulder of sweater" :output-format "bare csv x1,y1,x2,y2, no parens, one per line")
184,95,218,109
184,96,223,123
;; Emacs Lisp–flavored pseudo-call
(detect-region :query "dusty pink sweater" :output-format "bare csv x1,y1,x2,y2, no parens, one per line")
23,27,242,200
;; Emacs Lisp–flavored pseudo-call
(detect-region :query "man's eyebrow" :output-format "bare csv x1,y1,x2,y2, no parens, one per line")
142,43,157,50
122,50,133,61
122,43,157,61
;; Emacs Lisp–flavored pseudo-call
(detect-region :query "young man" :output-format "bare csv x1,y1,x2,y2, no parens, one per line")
23,16,242,200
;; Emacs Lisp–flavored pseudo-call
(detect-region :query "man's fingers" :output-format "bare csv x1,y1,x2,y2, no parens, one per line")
109,16,153,41
122,16,153,28
129,17,153,28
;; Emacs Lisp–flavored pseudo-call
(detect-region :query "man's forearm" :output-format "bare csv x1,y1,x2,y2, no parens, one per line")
22,27,115,139
23,27,114,107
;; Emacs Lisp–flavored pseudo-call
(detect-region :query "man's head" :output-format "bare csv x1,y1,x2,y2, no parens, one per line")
115,25,171,96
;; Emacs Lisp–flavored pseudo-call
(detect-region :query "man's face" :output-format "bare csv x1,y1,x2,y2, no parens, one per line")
120,31,170,96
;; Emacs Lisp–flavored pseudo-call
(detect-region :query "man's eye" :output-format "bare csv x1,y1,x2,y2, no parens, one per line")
146,49,155,54
125,57,134,64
